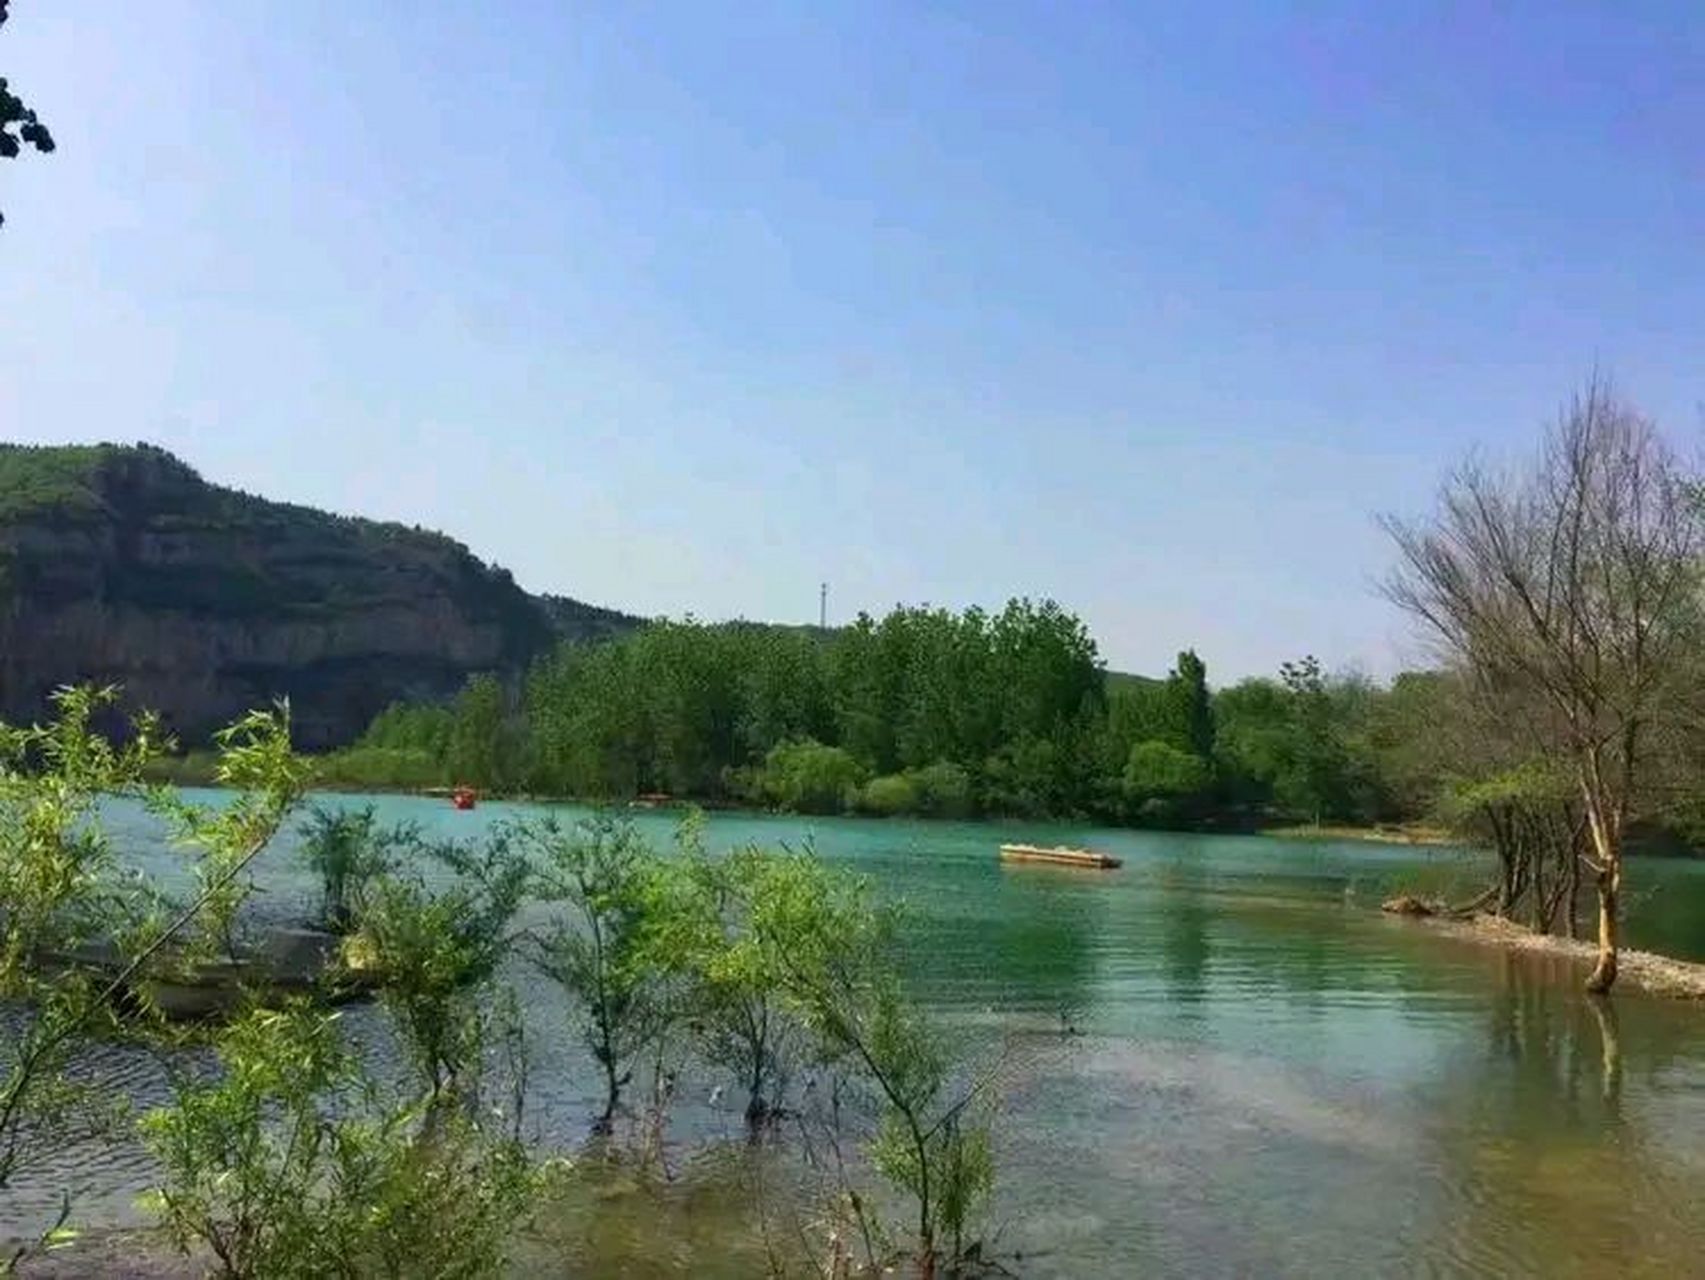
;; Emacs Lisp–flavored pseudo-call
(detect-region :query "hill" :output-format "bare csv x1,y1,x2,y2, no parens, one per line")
0,443,640,748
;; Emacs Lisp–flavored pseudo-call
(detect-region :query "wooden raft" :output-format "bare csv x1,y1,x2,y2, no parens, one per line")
998,843,1122,870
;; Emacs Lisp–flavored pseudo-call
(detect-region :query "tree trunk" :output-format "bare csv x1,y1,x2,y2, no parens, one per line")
1564,832,1582,940
1585,857,1620,994
1581,777,1621,994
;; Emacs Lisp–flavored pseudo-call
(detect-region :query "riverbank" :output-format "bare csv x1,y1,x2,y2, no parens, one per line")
148,763,1452,845
1395,910,1705,1002
1263,822,1455,846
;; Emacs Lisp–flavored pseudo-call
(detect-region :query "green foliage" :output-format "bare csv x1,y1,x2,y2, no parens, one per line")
297,804,409,932
1,690,311,1270
1212,658,1397,826
855,761,977,819
979,734,1067,819
346,598,1107,821
1124,740,1210,796
141,1003,533,1280
663,842,803,1126
857,772,920,817
759,739,867,814
145,704,312,959
448,674,513,790
906,760,975,818
1169,649,1215,760
0,688,163,1218
141,1003,353,1278
521,815,677,1128
0,445,109,521
739,849,997,1267
347,834,530,1100
359,702,457,757
0,7,56,234
1123,739,1212,822
318,745,449,790
0,686,163,991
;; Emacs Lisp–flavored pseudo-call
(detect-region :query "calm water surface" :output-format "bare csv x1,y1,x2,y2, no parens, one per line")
9,792,1705,1278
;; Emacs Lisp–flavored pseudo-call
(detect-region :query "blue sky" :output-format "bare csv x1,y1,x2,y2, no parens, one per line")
4,3,1702,680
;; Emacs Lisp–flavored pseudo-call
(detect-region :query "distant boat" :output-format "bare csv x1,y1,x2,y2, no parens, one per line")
451,786,477,811
999,843,1122,870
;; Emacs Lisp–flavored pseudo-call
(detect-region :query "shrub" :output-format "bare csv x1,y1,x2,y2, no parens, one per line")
760,740,866,815
142,1003,533,1280
298,804,410,933
1123,739,1210,801
908,761,975,818
315,746,447,791
521,816,677,1131
857,773,920,817
347,833,529,1101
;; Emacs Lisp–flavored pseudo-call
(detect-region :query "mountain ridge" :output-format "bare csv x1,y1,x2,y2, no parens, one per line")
0,442,641,747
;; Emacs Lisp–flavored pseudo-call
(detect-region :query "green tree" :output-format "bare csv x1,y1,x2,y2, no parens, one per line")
1277,656,1345,824
1168,649,1215,760
348,833,529,1101
522,816,675,1131
448,674,510,790
1,691,308,1269
746,851,997,1273
0,3,56,231
664,843,803,1129
759,739,867,814
141,1003,533,1280
1123,740,1212,816
297,804,408,933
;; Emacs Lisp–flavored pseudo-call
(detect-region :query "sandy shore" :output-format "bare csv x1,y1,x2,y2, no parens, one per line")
1397,910,1705,1001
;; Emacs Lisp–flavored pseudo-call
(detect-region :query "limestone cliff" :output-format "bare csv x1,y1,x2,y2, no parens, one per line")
0,443,638,748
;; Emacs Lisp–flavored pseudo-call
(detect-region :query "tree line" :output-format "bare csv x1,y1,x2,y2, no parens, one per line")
325,600,1433,830
325,375,1705,1002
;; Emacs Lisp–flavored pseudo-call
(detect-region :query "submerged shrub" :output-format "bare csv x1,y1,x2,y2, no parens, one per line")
298,803,412,933
142,1003,533,1280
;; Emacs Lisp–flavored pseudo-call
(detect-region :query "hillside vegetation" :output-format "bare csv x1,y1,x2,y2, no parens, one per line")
0,443,638,747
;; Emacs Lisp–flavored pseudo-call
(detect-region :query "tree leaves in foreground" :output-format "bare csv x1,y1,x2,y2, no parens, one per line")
1,689,308,1273
1,1,57,230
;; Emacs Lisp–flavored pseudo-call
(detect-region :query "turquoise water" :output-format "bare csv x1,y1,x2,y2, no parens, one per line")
10,793,1705,1277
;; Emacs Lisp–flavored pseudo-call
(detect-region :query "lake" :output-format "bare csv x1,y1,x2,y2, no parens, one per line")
9,792,1705,1277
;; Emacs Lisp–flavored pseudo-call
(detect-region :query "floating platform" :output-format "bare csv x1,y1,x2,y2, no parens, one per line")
999,843,1122,870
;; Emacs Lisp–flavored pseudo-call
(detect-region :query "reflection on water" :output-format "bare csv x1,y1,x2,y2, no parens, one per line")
6,796,1705,1277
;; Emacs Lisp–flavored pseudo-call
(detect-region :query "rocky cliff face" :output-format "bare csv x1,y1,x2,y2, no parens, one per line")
0,443,638,749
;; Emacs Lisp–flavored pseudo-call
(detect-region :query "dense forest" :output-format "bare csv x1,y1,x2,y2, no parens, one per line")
320,598,1440,831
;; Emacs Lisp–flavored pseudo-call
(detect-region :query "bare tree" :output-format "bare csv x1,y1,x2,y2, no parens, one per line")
1382,378,1703,993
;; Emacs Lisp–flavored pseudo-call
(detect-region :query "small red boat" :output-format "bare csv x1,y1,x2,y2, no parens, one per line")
450,786,477,811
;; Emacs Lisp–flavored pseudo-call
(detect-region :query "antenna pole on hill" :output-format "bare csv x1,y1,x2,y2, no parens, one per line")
819,582,828,630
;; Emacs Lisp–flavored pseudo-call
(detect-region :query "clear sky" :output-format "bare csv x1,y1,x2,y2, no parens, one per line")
4,3,1702,680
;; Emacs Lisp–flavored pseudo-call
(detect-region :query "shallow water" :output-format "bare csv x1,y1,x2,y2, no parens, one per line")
8,794,1705,1277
